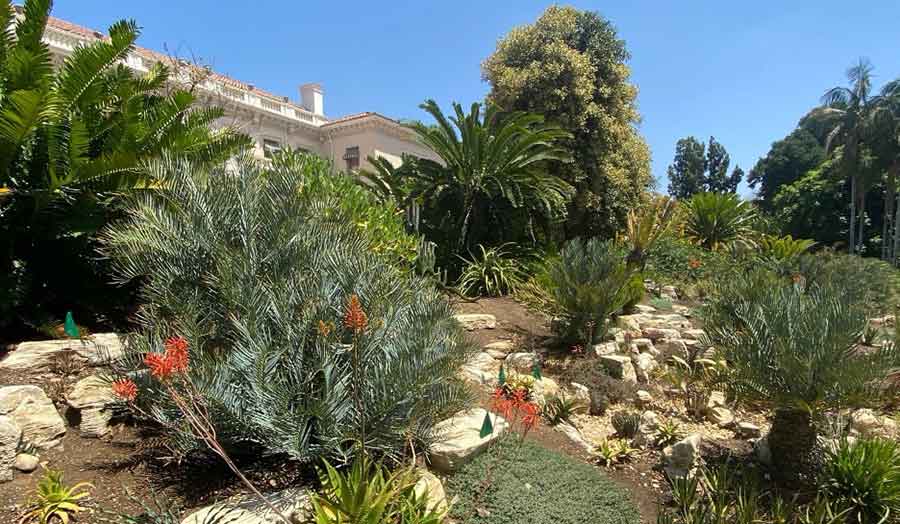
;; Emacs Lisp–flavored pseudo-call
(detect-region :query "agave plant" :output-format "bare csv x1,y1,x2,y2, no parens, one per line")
19,469,92,524
683,192,757,251
703,272,900,488
456,243,528,297
312,454,444,524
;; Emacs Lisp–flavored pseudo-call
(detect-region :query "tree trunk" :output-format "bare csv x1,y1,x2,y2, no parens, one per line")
890,161,900,266
857,190,865,254
457,192,474,255
849,175,857,254
884,165,896,262
768,407,819,490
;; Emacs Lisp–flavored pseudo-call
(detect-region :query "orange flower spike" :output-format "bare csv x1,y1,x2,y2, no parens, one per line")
343,294,369,334
144,352,173,380
164,336,190,374
317,320,333,337
112,378,138,402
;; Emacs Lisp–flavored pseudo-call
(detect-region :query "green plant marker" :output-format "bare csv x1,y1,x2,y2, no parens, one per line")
63,311,79,338
498,364,506,386
531,359,542,380
479,411,494,438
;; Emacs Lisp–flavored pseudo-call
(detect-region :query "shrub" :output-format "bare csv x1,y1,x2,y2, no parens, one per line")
104,157,474,463
821,438,900,524
644,234,737,287
542,238,636,343
446,439,639,524
501,372,535,401
791,251,900,318
611,411,641,438
702,271,900,487
457,243,528,297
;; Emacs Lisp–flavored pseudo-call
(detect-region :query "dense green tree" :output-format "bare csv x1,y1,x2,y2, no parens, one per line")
748,127,826,209
866,80,900,263
667,136,741,198
704,136,732,192
666,137,706,199
406,99,573,262
482,5,652,239
771,159,849,247
0,0,248,338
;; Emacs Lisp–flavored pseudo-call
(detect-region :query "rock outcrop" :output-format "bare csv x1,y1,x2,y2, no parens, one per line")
0,386,65,449
430,409,508,473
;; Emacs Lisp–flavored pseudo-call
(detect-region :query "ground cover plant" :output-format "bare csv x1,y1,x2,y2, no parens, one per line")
446,439,640,524
104,156,474,464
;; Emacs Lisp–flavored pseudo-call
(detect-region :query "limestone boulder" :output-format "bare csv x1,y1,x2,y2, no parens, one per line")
414,469,448,515
599,355,637,383
617,314,646,333
505,352,537,373
0,416,21,482
66,375,119,438
181,488,311,524
430,409,508,473
532,376,561,403
483,340,515,359
0,333,124,371
14,453,39,473
554,422,594,454
663,434,702,478
849,408,897,439
633,305,657,314
707,407,734,428
592,342,620,357
635,390,653,406
631,352,658,383
454,314,496,331
0,386,65,449
643,327,681,341
570,382,590,404
735,422,761,439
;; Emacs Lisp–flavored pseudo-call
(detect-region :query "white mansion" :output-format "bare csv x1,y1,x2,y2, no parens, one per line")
42,15,436,171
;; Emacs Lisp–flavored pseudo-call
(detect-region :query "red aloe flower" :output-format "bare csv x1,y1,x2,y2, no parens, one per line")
688,258,702,269
164,336,190,374
343,294,368,334
520,402,541,429
112,378,138,402
144,352,173,379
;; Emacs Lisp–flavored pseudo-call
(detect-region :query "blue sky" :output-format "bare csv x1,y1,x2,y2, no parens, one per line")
54,1,900,194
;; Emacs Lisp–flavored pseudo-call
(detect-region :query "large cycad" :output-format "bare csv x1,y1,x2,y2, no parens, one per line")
407,99,573,254
683,192,756,251
703,273,900,487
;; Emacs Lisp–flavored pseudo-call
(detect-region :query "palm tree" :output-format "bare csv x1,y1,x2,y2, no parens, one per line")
821,59,880,254
407,99,574,254
867,79,900,265
683,192,757,251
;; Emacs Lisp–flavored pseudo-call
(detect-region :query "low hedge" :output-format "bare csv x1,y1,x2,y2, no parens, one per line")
446,439,640,524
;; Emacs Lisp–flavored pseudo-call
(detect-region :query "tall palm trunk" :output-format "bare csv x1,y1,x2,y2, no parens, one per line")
849,175,857,254
768,407,819,490
458,191,475,255
884,164,897,262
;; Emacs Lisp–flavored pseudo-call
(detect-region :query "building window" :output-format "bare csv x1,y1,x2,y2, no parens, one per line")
262,138,282,159
343,146,360,171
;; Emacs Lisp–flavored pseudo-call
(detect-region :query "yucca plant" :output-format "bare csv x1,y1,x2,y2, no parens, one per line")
103,156,474,463
456,243,528,297
542,238,636,343
654,419,684,448
821,438,900,524
19,469,92,524
703,272,900,488
683,192,757,251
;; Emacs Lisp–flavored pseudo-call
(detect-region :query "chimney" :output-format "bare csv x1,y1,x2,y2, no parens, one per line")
300,83,324,116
